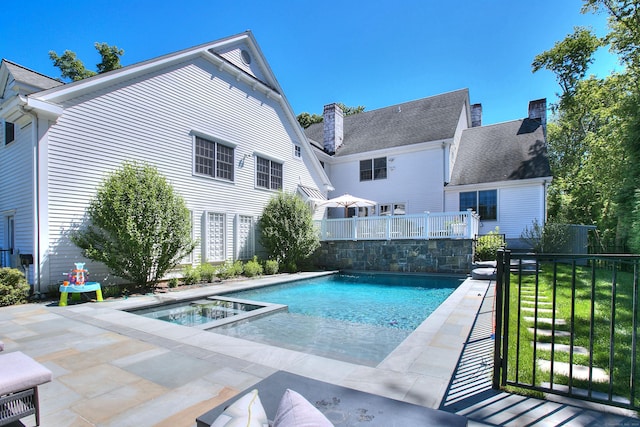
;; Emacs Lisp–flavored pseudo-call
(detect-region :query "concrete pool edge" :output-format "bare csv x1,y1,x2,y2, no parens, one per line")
52,272,490,409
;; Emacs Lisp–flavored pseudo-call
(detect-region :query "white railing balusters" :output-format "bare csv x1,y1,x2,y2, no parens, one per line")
315,210,480,241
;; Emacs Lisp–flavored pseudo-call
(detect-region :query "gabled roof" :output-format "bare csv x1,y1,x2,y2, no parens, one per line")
304,89,470,156
1,59,63,93
30,31,282,103
449,118,551,186
0,31,332,191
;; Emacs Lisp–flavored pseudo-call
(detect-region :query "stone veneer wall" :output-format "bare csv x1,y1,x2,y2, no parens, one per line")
313,239,474,274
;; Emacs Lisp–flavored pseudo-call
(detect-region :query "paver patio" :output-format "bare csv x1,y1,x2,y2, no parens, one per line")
0,272,637,426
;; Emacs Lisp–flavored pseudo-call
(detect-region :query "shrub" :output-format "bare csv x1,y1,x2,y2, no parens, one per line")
216,260,244,279
264,259,279,275
168,278,179,288
101,284,124,298
243,256,263,277
0,268,30,306
216,260,235,280
258,192,320,272
475,227,506,261
521,219,571,253
72,162,196,293
183,265,201,285
198,263,217,283
232,260,244,276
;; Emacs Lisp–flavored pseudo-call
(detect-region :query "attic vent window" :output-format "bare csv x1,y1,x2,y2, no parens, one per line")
241,50,252,65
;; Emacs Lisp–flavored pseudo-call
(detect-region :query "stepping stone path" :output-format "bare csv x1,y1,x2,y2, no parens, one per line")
520,283,611,385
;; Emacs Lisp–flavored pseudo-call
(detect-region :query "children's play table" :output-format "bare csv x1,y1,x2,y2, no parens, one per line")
58,282,103,306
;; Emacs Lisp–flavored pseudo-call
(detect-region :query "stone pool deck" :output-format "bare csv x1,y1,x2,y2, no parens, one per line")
0,272,638,426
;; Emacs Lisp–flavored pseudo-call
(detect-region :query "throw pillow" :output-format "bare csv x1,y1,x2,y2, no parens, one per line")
211,389,269,427
272,389,334,427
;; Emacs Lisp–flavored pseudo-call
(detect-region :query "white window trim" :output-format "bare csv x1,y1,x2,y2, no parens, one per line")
191,130,237,182
235,214,256,260
293,143,302,160
254,152,284,191
202,211,226,262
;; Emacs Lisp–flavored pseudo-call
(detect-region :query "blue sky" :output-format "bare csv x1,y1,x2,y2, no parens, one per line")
1,0,620,125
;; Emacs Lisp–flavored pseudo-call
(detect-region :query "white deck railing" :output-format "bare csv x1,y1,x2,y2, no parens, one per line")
315,210,480,241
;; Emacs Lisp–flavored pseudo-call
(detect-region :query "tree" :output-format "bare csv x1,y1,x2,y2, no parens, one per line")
532,27,601,102
296,103,366,128
296,112,323,129
49,42,124,82
258,192,320,272
532,1,640,252
72,162,196,292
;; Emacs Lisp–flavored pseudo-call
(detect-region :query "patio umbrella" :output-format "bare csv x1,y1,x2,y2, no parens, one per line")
320,193,377,217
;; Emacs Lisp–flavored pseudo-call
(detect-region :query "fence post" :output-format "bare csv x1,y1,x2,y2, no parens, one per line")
424,212,430,239
493,249,510,389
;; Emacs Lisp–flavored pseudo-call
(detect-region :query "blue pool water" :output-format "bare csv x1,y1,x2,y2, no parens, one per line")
213,273,462,365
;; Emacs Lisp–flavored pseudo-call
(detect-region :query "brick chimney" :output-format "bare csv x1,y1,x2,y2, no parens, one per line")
471,103,482,127
323,103,343,154
528,98,547,135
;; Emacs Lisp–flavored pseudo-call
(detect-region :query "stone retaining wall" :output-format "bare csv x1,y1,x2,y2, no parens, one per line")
313,239,474,274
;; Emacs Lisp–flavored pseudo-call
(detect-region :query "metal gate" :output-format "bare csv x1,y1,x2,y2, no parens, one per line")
493,250,640,410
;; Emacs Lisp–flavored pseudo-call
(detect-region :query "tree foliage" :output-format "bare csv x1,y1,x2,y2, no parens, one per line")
532,27,601,101
72,162,196,292
533,0,640,252
296,103,366,128
258,192,320,272
49,42,124,82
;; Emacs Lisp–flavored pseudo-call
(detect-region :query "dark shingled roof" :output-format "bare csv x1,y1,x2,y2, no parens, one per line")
2,60,63,92
305,89,469,156
449,118,551,185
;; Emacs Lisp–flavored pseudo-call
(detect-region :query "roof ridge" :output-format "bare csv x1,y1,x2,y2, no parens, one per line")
344,88,469,118
2,59,62,83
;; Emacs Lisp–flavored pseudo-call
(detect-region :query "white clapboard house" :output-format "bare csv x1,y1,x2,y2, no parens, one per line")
0,31,331,293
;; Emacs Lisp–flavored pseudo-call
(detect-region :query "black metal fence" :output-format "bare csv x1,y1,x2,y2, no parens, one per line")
493,250,640,410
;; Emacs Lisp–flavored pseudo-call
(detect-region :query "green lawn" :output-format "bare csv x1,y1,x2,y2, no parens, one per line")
504,260,640,406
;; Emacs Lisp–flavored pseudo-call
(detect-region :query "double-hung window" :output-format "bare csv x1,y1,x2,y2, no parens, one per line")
194,136,234,181
256,156,283,190
360,157,387,181
459,190,497,220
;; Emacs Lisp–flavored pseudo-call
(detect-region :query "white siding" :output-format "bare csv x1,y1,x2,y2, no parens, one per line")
42,57,324,285
327,143,445,215
445,183,546,238
216,45,268,83
496,185,545,238
448,104,469,182
0,121,34,267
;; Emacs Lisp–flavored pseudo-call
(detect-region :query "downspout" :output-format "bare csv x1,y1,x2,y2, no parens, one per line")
442,142,447,210
19,105,41,297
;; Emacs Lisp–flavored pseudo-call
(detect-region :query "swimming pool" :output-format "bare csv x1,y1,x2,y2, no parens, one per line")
130,272,463,365
214,272,462,365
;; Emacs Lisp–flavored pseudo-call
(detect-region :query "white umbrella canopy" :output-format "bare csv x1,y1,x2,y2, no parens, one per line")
320,194,377,217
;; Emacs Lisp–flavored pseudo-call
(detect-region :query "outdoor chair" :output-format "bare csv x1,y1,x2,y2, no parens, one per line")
0,350,52,426
197,371,467,426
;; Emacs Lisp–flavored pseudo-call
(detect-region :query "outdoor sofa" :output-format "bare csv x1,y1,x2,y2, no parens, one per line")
0,341,52,426
197,371,467,426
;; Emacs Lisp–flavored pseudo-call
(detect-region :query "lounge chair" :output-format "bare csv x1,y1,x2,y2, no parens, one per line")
196,371,467,426
0,349,52,426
